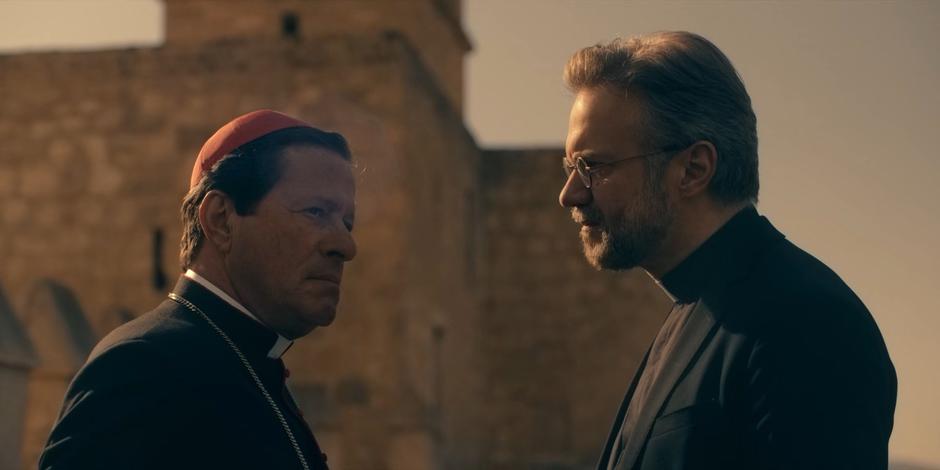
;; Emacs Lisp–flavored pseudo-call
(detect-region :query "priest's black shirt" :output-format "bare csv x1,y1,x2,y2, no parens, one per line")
598,206,897,470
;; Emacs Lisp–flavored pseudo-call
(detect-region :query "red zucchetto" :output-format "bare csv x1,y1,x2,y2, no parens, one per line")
190,109,314,188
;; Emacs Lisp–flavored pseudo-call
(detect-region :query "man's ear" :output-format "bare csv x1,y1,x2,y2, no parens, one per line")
677,140,718,198
198,190,236,254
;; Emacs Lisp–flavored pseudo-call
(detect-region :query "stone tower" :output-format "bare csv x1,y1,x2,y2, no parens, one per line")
0,1,665,469
163,0,469,110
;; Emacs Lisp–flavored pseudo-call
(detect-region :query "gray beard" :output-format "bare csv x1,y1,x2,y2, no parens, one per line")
579,179,674,271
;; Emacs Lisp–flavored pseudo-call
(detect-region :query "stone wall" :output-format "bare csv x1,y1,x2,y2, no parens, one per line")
479,149,668,469
163,0,470,111
397,51,484,469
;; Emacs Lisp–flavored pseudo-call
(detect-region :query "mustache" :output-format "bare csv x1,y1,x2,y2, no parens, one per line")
571,206,604,225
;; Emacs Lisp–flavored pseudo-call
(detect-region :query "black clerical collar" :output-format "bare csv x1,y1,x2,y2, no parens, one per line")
658,206,784,304
171,276,293,360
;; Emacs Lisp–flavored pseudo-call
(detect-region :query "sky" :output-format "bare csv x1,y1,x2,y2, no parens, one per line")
1,0,938,466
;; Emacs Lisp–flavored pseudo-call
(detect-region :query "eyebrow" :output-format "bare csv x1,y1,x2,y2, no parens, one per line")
566,151,612,167
306,197,340,211
300,197,355,218
573,150,608,161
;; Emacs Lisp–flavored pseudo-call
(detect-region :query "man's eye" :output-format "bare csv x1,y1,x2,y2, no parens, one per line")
306,207,327,217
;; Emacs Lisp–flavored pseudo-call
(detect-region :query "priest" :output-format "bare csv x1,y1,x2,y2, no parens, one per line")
39,110,357,470
560,32,897,469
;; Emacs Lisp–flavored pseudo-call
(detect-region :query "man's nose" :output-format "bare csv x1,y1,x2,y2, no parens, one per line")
322,227,357,262
559,171,591,208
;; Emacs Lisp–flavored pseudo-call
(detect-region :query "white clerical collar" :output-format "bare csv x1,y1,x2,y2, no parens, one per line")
184,269,293,359
646,271,679,304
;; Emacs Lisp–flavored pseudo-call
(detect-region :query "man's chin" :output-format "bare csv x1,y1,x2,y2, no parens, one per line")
306,305,337,328
579,223,605,238
316,310,337,327
581,239,609,271
581,238,643,272
279,307,337,339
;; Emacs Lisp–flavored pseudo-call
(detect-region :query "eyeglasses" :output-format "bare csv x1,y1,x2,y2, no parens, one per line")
563,148,678,189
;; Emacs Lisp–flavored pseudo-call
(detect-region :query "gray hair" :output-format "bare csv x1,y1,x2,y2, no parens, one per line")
564,31,759,204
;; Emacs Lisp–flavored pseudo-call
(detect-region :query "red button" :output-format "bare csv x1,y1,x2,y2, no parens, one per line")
284,368,291,378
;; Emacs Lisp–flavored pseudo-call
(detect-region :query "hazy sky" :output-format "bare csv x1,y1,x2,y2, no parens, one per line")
1,0,938,466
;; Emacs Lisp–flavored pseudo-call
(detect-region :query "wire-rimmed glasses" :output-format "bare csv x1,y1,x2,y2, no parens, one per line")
563,148,679,189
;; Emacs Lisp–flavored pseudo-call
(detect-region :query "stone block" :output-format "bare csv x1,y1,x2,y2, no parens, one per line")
387,431,437,470
291,381,333,427
18,167,57,197
86,153,123,195
335,376,371,407
0,169,14,196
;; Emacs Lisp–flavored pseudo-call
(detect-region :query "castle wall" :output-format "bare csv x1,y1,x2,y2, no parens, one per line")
164,0,470,111
396,52,484,470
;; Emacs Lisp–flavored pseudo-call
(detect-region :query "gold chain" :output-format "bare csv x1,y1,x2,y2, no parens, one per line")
169,293,311,470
